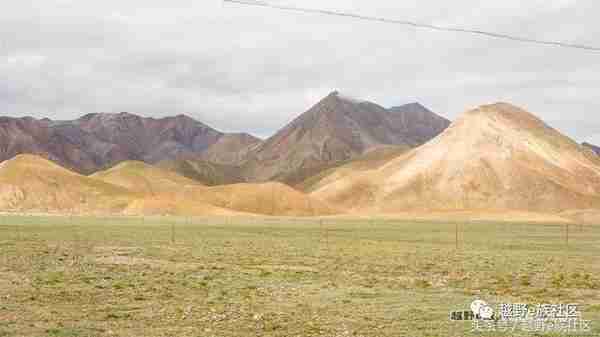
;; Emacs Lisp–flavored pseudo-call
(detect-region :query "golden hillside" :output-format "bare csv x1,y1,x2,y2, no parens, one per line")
91,160,203,194
90,160,336,216
156,158,245,186
313,103,600,214
123,194,244,217
0,154,135,213
193,182,337,216
296,145,409,193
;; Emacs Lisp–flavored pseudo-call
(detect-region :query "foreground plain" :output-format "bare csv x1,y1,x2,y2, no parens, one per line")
0,215,599,337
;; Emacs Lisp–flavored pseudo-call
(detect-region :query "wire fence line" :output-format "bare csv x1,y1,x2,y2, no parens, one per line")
0,214,596,253
224,0,600,52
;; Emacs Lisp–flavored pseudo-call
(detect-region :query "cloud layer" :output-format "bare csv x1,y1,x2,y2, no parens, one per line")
1,0,599,141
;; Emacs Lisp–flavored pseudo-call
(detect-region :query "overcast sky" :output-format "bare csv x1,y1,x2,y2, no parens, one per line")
2,0,600,143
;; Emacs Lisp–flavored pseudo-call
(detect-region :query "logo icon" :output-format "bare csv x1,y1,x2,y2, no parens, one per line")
471,300,494,320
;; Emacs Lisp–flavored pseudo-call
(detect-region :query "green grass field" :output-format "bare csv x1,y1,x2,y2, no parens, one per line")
0,215,598,337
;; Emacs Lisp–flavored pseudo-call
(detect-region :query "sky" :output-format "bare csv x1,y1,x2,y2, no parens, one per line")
1,0,600,143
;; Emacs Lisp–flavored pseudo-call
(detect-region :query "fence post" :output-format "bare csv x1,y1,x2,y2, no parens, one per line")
15,215,21,241
171,221,175,245
455,222,459,250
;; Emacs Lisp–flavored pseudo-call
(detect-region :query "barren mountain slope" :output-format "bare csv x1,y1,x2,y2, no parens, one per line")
75,112,223,163
91,161,335,216
156,158,245,186
195,182,337,216
241,91,448,183
0,113,259,174
123,195,243,217
387,103,451,145
313,103,600,213
200,133,262,165
91,160,204,194
0,155,135,213
296,145,409,193
0,117,126,174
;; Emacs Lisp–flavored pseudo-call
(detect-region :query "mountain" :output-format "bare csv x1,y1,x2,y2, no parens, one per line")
296,145,409,192
0,113,257,174
198,182,336,216
0,116,119,174
75,112,223,164
91,160,204,194
0,154,335,216
387,102,451,145
156,158,245,186
123,195,240,217
312,103,600,214
199,133,262,165
0,93,448,183
240,91,449,183
0,154,134,213
583,142,600,156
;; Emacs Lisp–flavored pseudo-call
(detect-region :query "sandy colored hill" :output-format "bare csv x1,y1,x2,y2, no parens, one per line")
583,142,600,156
188,182,337,217
313,103,600,214
91,160,203,194
91,161,249,216
91,160,335,216
122,182,336,217
0,155,337,217
156,158,245,186
296,145,409,193
123,195,244,217
0,154,135,213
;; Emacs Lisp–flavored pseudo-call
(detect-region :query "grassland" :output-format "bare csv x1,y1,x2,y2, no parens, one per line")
0,215,598,337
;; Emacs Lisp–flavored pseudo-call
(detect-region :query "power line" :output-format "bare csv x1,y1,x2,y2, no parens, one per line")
224,0,600,52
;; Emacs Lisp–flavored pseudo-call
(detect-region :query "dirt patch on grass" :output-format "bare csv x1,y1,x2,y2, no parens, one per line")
95,255,200,271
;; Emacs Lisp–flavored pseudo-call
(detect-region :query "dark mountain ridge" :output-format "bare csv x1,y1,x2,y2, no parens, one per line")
239,91,450,182
0,112,249,174
0,92,449,182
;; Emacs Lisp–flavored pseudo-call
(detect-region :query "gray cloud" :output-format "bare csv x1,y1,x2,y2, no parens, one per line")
1,0,599,142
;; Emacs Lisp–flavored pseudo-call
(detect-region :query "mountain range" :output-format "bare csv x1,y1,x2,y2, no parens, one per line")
312,103,600,214
0,92,449,183
0,100,599,220
0,113,254,174
0,154,336,216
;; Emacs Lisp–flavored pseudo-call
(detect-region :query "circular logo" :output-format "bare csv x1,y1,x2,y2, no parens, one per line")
471,300,494,319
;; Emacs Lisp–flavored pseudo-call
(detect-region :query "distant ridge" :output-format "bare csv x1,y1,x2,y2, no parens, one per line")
0,113,257,174
0,93,448,184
